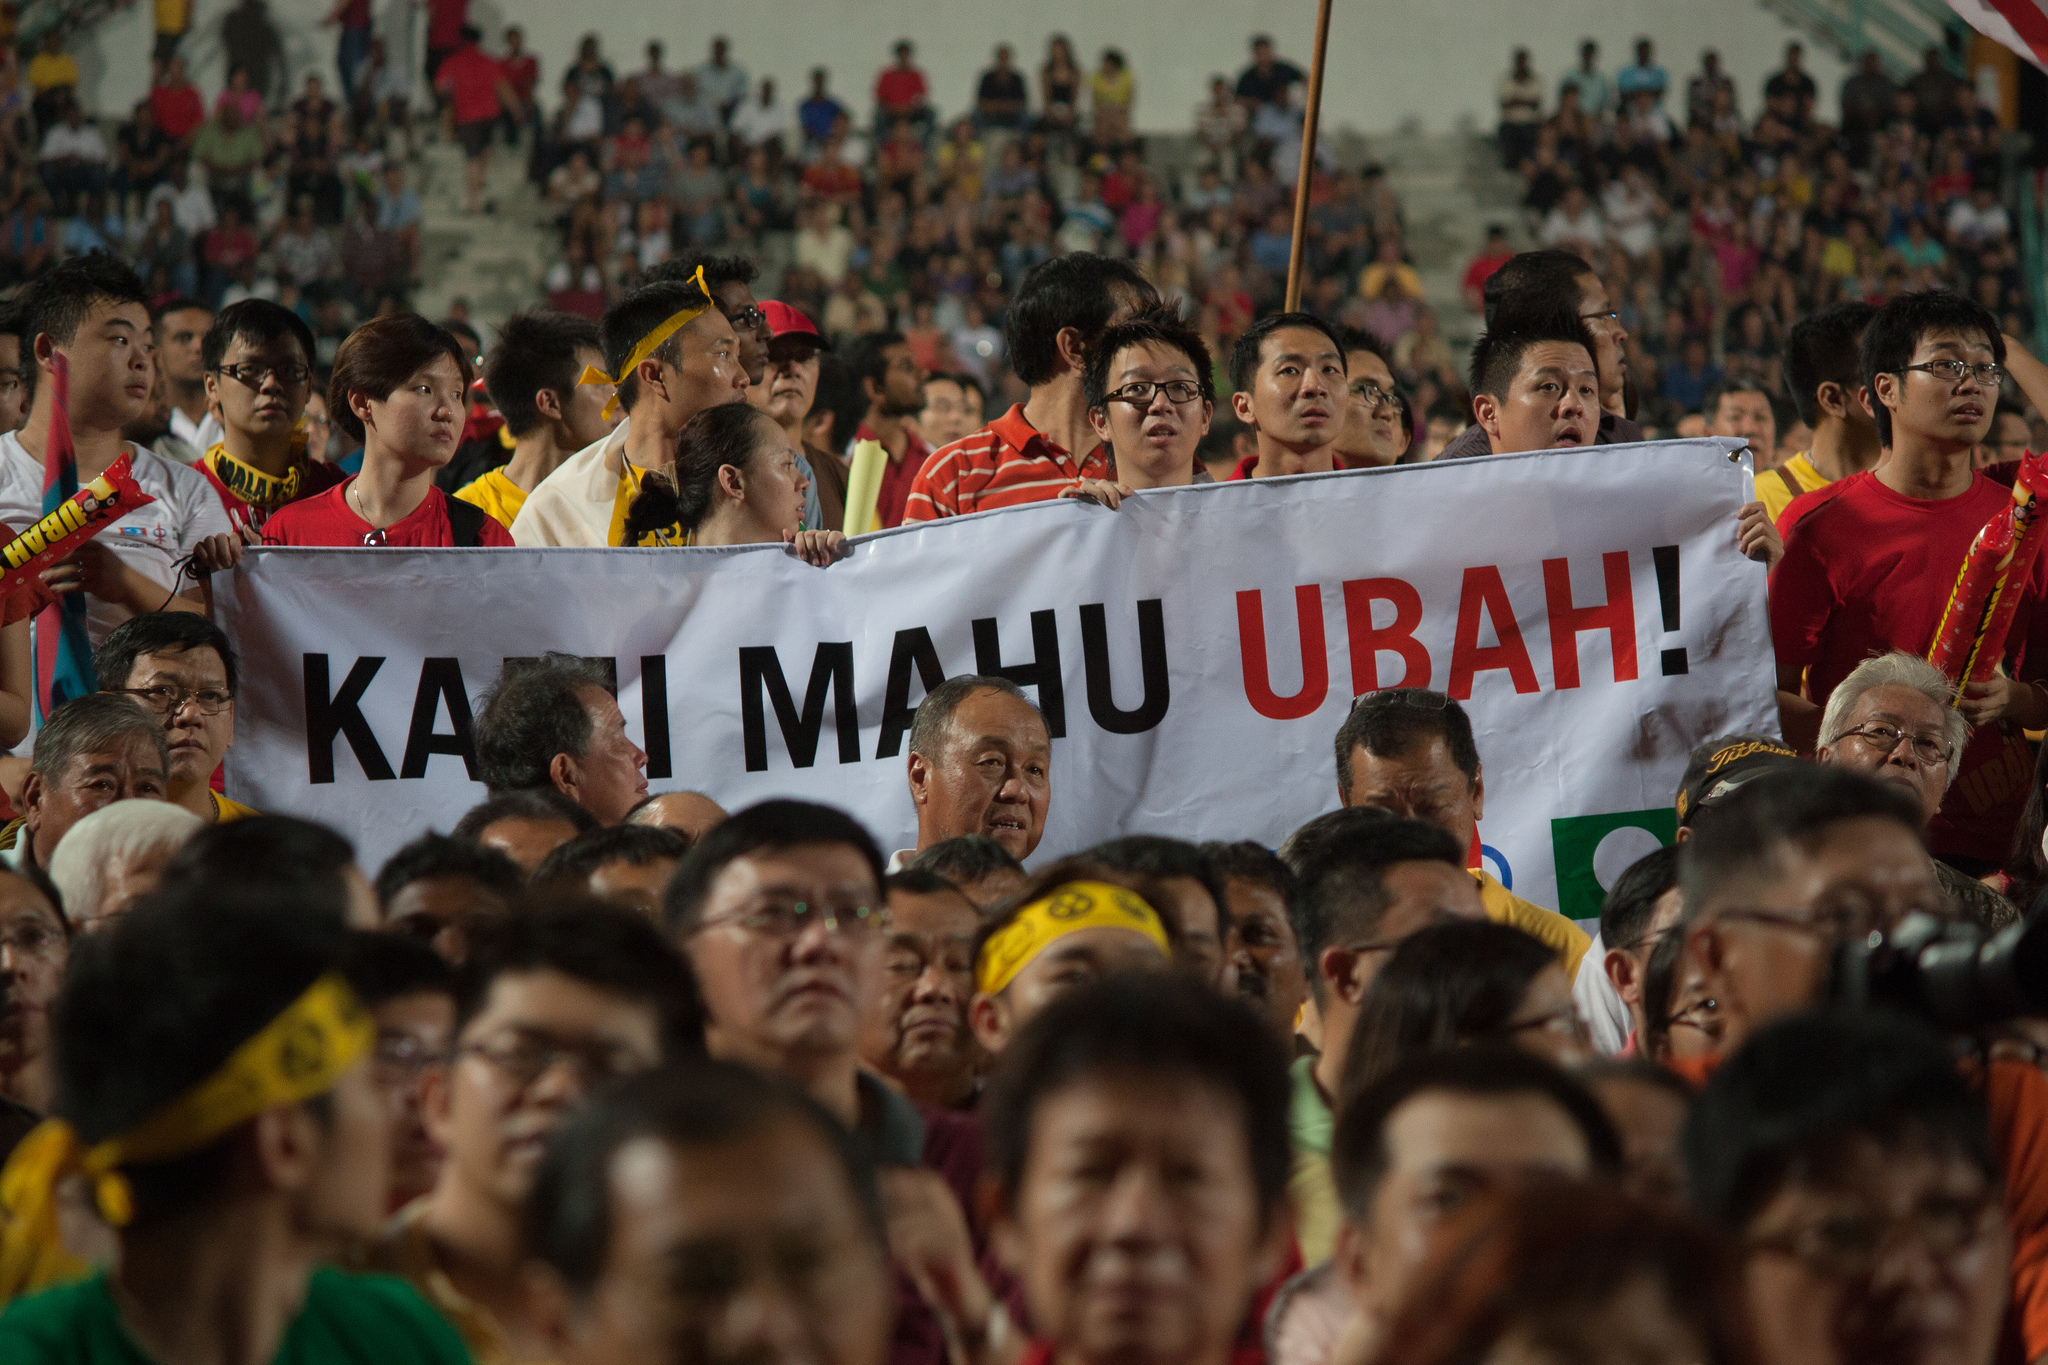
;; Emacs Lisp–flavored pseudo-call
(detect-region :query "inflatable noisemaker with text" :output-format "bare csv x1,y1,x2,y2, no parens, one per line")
1927,450,2048,699
0,454,155,626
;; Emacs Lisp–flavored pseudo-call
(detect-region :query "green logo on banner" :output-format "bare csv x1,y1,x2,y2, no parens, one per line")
1550,808,1678,921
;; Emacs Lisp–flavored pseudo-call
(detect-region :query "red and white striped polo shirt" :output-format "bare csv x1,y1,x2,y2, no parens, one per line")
900,403,1110,522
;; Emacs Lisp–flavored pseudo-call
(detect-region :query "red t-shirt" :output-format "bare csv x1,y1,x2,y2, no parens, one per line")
264,479,514,546
876,67,928,111
1462,249,1513,295
436,46,503,125
425,0,467,50
502,53,538,100
150,82,204,141
856,422,931,529
199,454,348,534
1770,469,2048,861
335,0,370,26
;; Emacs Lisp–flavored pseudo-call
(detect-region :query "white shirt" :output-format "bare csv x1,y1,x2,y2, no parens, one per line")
730,93,790,146
145,180,217,237
692,60,751,112
1572,929,1635,1055
39,123,109,162
0,434,233,647
509,421,632,547
169,406,222,454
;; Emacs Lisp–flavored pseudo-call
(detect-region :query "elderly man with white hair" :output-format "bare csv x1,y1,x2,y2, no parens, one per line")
47,798,204,932
1812,649,2016,930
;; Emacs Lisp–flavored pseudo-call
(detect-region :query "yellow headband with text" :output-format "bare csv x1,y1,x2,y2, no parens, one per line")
0,972,373,1303
976,880,1171,997
578,265,714,420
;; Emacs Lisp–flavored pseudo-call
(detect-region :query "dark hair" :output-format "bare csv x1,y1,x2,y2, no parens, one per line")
1683,1010,1996,1229
17,252,149,352
1334,689,1481,802
453,788,601,843
1782,301,1876,428
1004,253,1157,387
603,277,713,410
908,834,1023,885
808,351,869,451
1228,311,1346,395
1276,805,1399,875
907,675,1039,759
1367,1178,1760,1365
1680,767,1922,917
201,298,315,375
455,900,705,1057
885,865,970,899
648,254,760,292
1331,1046,1622,1220
342,927,457,1005
94,611,238,695
662,800,886,935
983,973,1292,1219
1084,836,1231,942
1861,289,2006,447
1082,306,1216,410
1335,325,1390,368
328,313,474,440
2001,740,2048,910
1469,307,1595,400
158,815,358,922
534,824,692,889
1338,920,1560,1103
1637,924,1692,1062
1480,250,1594,327
52,880,349,1223
1704,373,1772,425
845,329,908,399
527,1062,884,1295
1599,844,1681,951
30,693,168,780
485,310,603,438
150,297,210,326
1201,840,1297,909
620,402,775,544
375,832,525,909
475,653,614,795
1289,816,1465,1004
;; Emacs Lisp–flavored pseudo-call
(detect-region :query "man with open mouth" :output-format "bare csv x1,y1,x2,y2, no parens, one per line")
1469,307,1602,456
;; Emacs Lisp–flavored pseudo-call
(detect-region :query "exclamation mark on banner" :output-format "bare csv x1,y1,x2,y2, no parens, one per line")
640,655,672,779
1653,546,1687,676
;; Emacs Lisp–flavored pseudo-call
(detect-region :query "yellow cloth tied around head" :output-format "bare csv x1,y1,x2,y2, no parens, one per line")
976,880,1171,996
0,972,373,1304
578,265,713,420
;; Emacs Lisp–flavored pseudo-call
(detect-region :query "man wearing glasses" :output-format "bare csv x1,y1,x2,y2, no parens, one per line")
1069,305,1214,504
94,610,254,823
188,299,341,535
1772,292,2048,873
1329,329,1410,469
369,902,702,1364
1813,650,2015,930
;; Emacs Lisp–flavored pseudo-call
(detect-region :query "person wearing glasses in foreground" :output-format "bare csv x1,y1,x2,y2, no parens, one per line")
664,799,1000,1365
367,900,702,1364
94,610,255,823
1812,650,2016,930
1772,292,2048,873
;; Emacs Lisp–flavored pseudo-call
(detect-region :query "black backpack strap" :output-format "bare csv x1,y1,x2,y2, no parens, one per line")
446,494,488,547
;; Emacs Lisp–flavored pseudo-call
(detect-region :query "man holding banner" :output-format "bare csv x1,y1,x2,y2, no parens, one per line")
0,256,227,730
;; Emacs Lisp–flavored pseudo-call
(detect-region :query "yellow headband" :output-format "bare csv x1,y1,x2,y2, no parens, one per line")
0,972,373,1302
976,880,1171,997
578,265,714,420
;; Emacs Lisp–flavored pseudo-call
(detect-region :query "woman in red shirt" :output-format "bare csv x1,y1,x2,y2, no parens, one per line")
264,314,513,546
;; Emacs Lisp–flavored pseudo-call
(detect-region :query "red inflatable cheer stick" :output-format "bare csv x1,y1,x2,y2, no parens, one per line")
1927,450,2048,697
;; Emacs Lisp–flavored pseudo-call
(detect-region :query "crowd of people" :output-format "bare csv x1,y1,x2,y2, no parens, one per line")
0,13,2039,1365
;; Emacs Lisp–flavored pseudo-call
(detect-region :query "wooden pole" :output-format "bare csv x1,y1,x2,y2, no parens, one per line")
1283,0,1336,312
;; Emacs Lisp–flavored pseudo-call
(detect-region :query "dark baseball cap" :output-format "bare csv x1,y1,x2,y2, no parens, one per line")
1675,734,1805,826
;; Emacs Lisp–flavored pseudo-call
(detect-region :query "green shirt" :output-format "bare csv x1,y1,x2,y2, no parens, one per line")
1288,1053,1342,1267
0,1266,475,1364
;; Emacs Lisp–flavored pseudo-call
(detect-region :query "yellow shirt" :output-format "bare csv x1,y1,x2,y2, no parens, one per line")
608,461,693,546
456,468,528,531
1756,451,1829,526
154,0,189,33
213,793,258,823
27,52,78,92
1473,869,1591,980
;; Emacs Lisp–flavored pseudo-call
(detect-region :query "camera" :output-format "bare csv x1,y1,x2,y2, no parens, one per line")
1830,911,2048,1032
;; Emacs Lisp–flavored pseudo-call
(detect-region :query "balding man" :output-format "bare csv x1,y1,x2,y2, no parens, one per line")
895,675,1050,868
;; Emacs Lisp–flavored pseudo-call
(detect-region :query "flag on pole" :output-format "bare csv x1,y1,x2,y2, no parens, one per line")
1949,0,2048,71
31,354,95,723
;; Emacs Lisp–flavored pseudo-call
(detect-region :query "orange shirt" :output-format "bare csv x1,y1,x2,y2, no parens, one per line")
900,404,1108,522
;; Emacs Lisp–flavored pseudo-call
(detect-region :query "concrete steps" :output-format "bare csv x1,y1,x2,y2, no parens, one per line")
412,131,551,329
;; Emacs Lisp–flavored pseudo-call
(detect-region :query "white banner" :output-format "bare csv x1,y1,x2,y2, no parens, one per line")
216,438,1776,918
